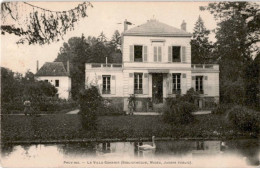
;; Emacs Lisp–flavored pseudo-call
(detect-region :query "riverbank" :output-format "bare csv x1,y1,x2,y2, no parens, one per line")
1,114,257,144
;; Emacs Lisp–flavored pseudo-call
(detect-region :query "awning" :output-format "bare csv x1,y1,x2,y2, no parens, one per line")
148,69,169,74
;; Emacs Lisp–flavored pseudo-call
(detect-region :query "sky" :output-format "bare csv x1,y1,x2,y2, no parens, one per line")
1,1,217,74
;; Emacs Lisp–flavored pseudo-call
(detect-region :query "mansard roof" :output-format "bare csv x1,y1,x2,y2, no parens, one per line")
123,19,192,37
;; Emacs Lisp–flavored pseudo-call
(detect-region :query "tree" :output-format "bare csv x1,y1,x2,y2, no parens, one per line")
110,30,121,52
98,31,107,43
190,16,212,64
1,67,58,113
1,2,93,44
55,35,90,99
201,2,260,105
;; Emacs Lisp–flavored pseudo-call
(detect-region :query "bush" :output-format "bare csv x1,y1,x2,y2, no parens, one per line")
163,98,197,125
227,105,260,133
79,86,103,130
212,103,233,115
162,88,198,125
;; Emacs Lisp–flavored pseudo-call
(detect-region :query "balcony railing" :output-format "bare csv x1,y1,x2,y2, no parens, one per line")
88,63,122,69
191,64,219,70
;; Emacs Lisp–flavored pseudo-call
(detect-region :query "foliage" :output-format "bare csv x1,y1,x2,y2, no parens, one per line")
1,2,93,44
227,106,260,133
190,16,213,64
0,67,77,114
212,103,233,115
201,2,260,106
78,86,103,130
244,54,260,107
163,88,198,125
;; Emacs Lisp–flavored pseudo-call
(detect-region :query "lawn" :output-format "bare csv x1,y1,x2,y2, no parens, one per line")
0,114,253,143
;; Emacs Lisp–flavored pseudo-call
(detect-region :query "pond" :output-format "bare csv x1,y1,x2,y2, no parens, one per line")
1,139,259,167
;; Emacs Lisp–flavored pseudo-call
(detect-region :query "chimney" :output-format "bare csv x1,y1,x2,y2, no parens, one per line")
36,60,39,72
181,20,187,31
124,19,128,31
67,60,70,74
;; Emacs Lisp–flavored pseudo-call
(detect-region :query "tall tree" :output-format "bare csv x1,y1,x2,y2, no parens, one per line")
110,30,121,52
201,2,260,105
1,2,92,44
55,35,90,99
190,16,212,64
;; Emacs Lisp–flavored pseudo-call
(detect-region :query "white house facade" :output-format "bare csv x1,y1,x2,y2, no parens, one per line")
35,62,71,99
85,19,219,113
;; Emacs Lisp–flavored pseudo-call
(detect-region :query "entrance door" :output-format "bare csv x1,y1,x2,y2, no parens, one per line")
152,74,163,103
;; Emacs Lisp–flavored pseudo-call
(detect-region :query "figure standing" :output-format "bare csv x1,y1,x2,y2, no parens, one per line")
24,99,31,116
128,94,135,115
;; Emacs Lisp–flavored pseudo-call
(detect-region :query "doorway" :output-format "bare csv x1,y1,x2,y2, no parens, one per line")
152,74,163,103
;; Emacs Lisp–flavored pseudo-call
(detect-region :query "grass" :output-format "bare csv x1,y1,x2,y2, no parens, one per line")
1,114,255,142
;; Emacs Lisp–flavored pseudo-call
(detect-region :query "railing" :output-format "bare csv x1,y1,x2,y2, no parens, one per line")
88,63,122,69
191,64,219,70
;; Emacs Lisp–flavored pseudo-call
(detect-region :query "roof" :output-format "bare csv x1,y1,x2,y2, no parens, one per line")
123,19,192,37
35,62,69,77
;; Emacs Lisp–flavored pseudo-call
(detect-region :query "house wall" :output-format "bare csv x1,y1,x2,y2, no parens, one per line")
122,36,191,66
85,66,124,98
191,71,220,98
36,76,71,99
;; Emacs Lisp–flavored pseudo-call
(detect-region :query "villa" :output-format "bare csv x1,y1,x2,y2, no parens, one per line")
85,19,219,113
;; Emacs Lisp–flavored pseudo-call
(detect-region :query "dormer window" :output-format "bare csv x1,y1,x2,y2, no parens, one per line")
134,45,143,62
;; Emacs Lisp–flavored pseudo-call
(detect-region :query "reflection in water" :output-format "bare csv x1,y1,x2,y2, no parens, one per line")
1,139,259,167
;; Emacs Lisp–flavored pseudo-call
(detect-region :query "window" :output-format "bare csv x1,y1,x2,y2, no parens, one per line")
134,45,143,62
172,46,181,62
196,76,203,94
172,73,181,94
154,46,162,62
134,73,143,94
102,75,111,94
55,80,59,87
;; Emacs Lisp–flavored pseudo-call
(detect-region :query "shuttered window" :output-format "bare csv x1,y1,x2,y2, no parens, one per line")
134,73,143,94
172,46,181,62
172,73,181,94
102,75,111,94
195,76,203,94
154,46,162,62
134,45,143,62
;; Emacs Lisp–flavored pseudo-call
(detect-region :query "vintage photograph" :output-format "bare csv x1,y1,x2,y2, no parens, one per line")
0,1,259,168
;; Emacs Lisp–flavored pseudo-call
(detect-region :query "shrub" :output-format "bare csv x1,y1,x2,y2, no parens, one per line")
163,98,197,125
78,86,103,130
227,105,260,133
162,88,198,125
212,103,233,115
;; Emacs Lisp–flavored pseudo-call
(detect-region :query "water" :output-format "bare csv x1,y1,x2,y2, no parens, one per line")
1,139,259,167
